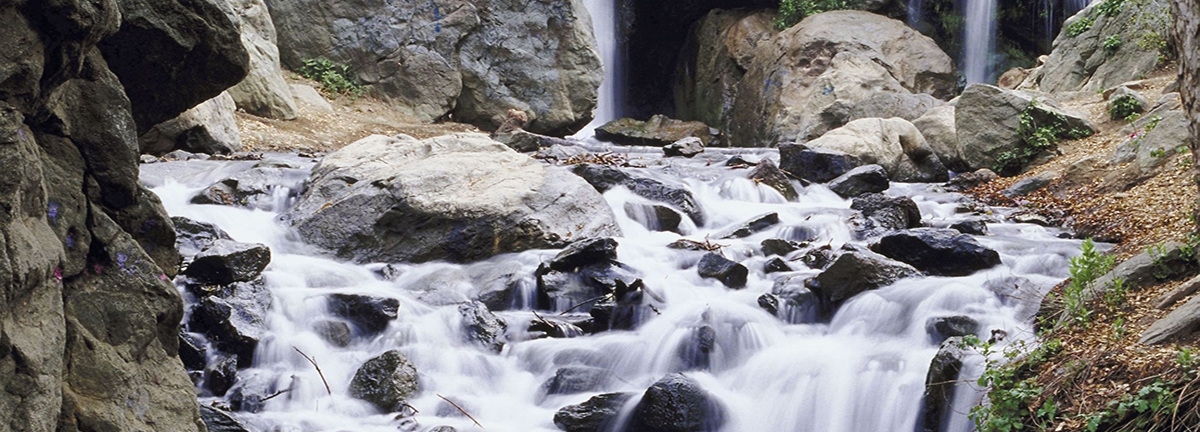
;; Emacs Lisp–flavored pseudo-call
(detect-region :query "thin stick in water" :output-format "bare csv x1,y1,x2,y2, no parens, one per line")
294,347,333,396
437,394,484,429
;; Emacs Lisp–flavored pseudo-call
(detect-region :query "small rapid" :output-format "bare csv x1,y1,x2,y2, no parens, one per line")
144,147,1088,432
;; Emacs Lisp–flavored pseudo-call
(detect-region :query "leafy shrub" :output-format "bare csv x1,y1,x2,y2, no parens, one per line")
1108,95,1142,121
774,0,855,29
1066,17,1094,37
1097,0,1125,17
1103,35,1123,54
969,339,1064,432
1085,380,1177,432
1062,238,1113,325
299,59,364,98
993,101,1082,175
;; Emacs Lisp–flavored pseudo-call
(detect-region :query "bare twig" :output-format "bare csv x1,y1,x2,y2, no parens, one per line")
294,347,333,396
531,310,556,328
260,389,291,402
437,394,484,429
559,294,612,315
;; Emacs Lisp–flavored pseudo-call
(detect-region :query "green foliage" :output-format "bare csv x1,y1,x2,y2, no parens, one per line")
1103,35,1123,54
1096,0,1124,17
1103,278,1127,309
1109,95,1142,121
970,339,1064,432
1131,0,1174,64
1147,243,1174,280
1149,147,1166,158
1066,17,1094,37
1062,238,1114,325
774,0,855,29
1085,380,1177,432
1144,115,1163,132
994,101,1074,175
1177,347,1197,371
299,59,364,98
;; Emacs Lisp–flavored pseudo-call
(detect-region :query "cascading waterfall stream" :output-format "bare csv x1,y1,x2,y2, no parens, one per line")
1065,0,1092,16
963,0,999,84
145,151,1088,432
572,0,624,138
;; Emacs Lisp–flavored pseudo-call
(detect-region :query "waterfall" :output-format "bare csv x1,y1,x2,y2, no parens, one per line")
907,0,924,27
1065,0,1091,16
148,146,1092,432
963,0,999,84
1041,0,1056,48
573,0,623,138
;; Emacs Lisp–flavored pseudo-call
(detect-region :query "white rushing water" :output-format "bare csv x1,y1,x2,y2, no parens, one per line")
907,0,924,27
963,0,999,84
144,150,1087,432
572,0,624,138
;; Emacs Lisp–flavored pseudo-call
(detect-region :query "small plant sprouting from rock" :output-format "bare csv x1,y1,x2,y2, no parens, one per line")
1061,238,1114,325
1103,35,1123,54
774,0,855,29
1096,0,1125,17
1108,95,1142,121
967,337,1064,432
300,59,364,99
994,101,1084,175
1066,17,1094,37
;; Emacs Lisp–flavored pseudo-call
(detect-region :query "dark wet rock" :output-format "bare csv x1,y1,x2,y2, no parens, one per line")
943,169,999,192
628,373,726,432
625,203,684,233
764,257,791,274
571,163,705,225
800,246,836,270
228,371,279,413
553,392,634,432
184,239,271,285
757,294,781,315
537,261,641,312
173,216,232,258
916,337,969,432
204,355,238,397
349,350,420,413
925,316,981,344
327,294,400,336
667,239,719,252
373,264,402,281
761,238,805,257
664,137,705,158
871,228,1002,276
806,250,919,304
827,165,889,198
201,405,253,432
180,332,208,371
314,320,353,347
697,253,748,289
588,280,651,332
459,302,508,352
770,275,819,323
191,165,306,210
778,144,862,183
188,280,272,367
725,155,760,167
949,219,988,236
596,115,721,147
851,193,922,232
716,213,779,239
550,238,619,272
748,160,797,200
542,366,610,396
677,326,718,371
529,317,586,339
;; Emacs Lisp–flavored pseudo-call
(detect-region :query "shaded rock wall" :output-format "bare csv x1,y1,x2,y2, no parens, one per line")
0,0,248,431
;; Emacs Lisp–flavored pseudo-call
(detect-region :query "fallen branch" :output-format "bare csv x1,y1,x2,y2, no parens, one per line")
260,389,291,402
531,310,556,328
294,347,332,396
437,394,484,429
559,294,612,315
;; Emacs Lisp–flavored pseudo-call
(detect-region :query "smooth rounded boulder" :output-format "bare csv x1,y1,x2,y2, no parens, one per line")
628,374,726,432
284,133,621,264
955,84,1093,174
871,228,1002,276
802,118,947,182
349,350,420,412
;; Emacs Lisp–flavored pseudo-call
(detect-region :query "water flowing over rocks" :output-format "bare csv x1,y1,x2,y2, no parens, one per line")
554,393,634,432
728,11,956,147
264,0,602,135
597,115,722,147
806,248,921,305
628,373,727,432
571,163,706,225
283,133,621,263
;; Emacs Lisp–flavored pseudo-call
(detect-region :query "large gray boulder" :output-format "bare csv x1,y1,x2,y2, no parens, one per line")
265,0,602,135
224,0,298,120
955,84,1094,174
1025,0,1171,94
284,133,621,263
728,11,956,147
803,117,948,182
349,350,420,412
139,92,243,155
673,9,777,134
912,105,966,172
806,249,920,304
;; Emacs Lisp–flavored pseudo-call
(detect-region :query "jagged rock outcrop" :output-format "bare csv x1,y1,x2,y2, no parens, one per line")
139,92,243,156
955,84,1094,174
802,117,948,182
284,133,621,263
265,0,602,135
728,11,956,147
673,9,777,134
224,0,298,119
1021,0,1172,94
0,0,249,431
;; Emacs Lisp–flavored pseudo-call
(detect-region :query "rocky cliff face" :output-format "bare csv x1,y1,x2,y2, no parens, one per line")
265,0,602,136
0,1,247,431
